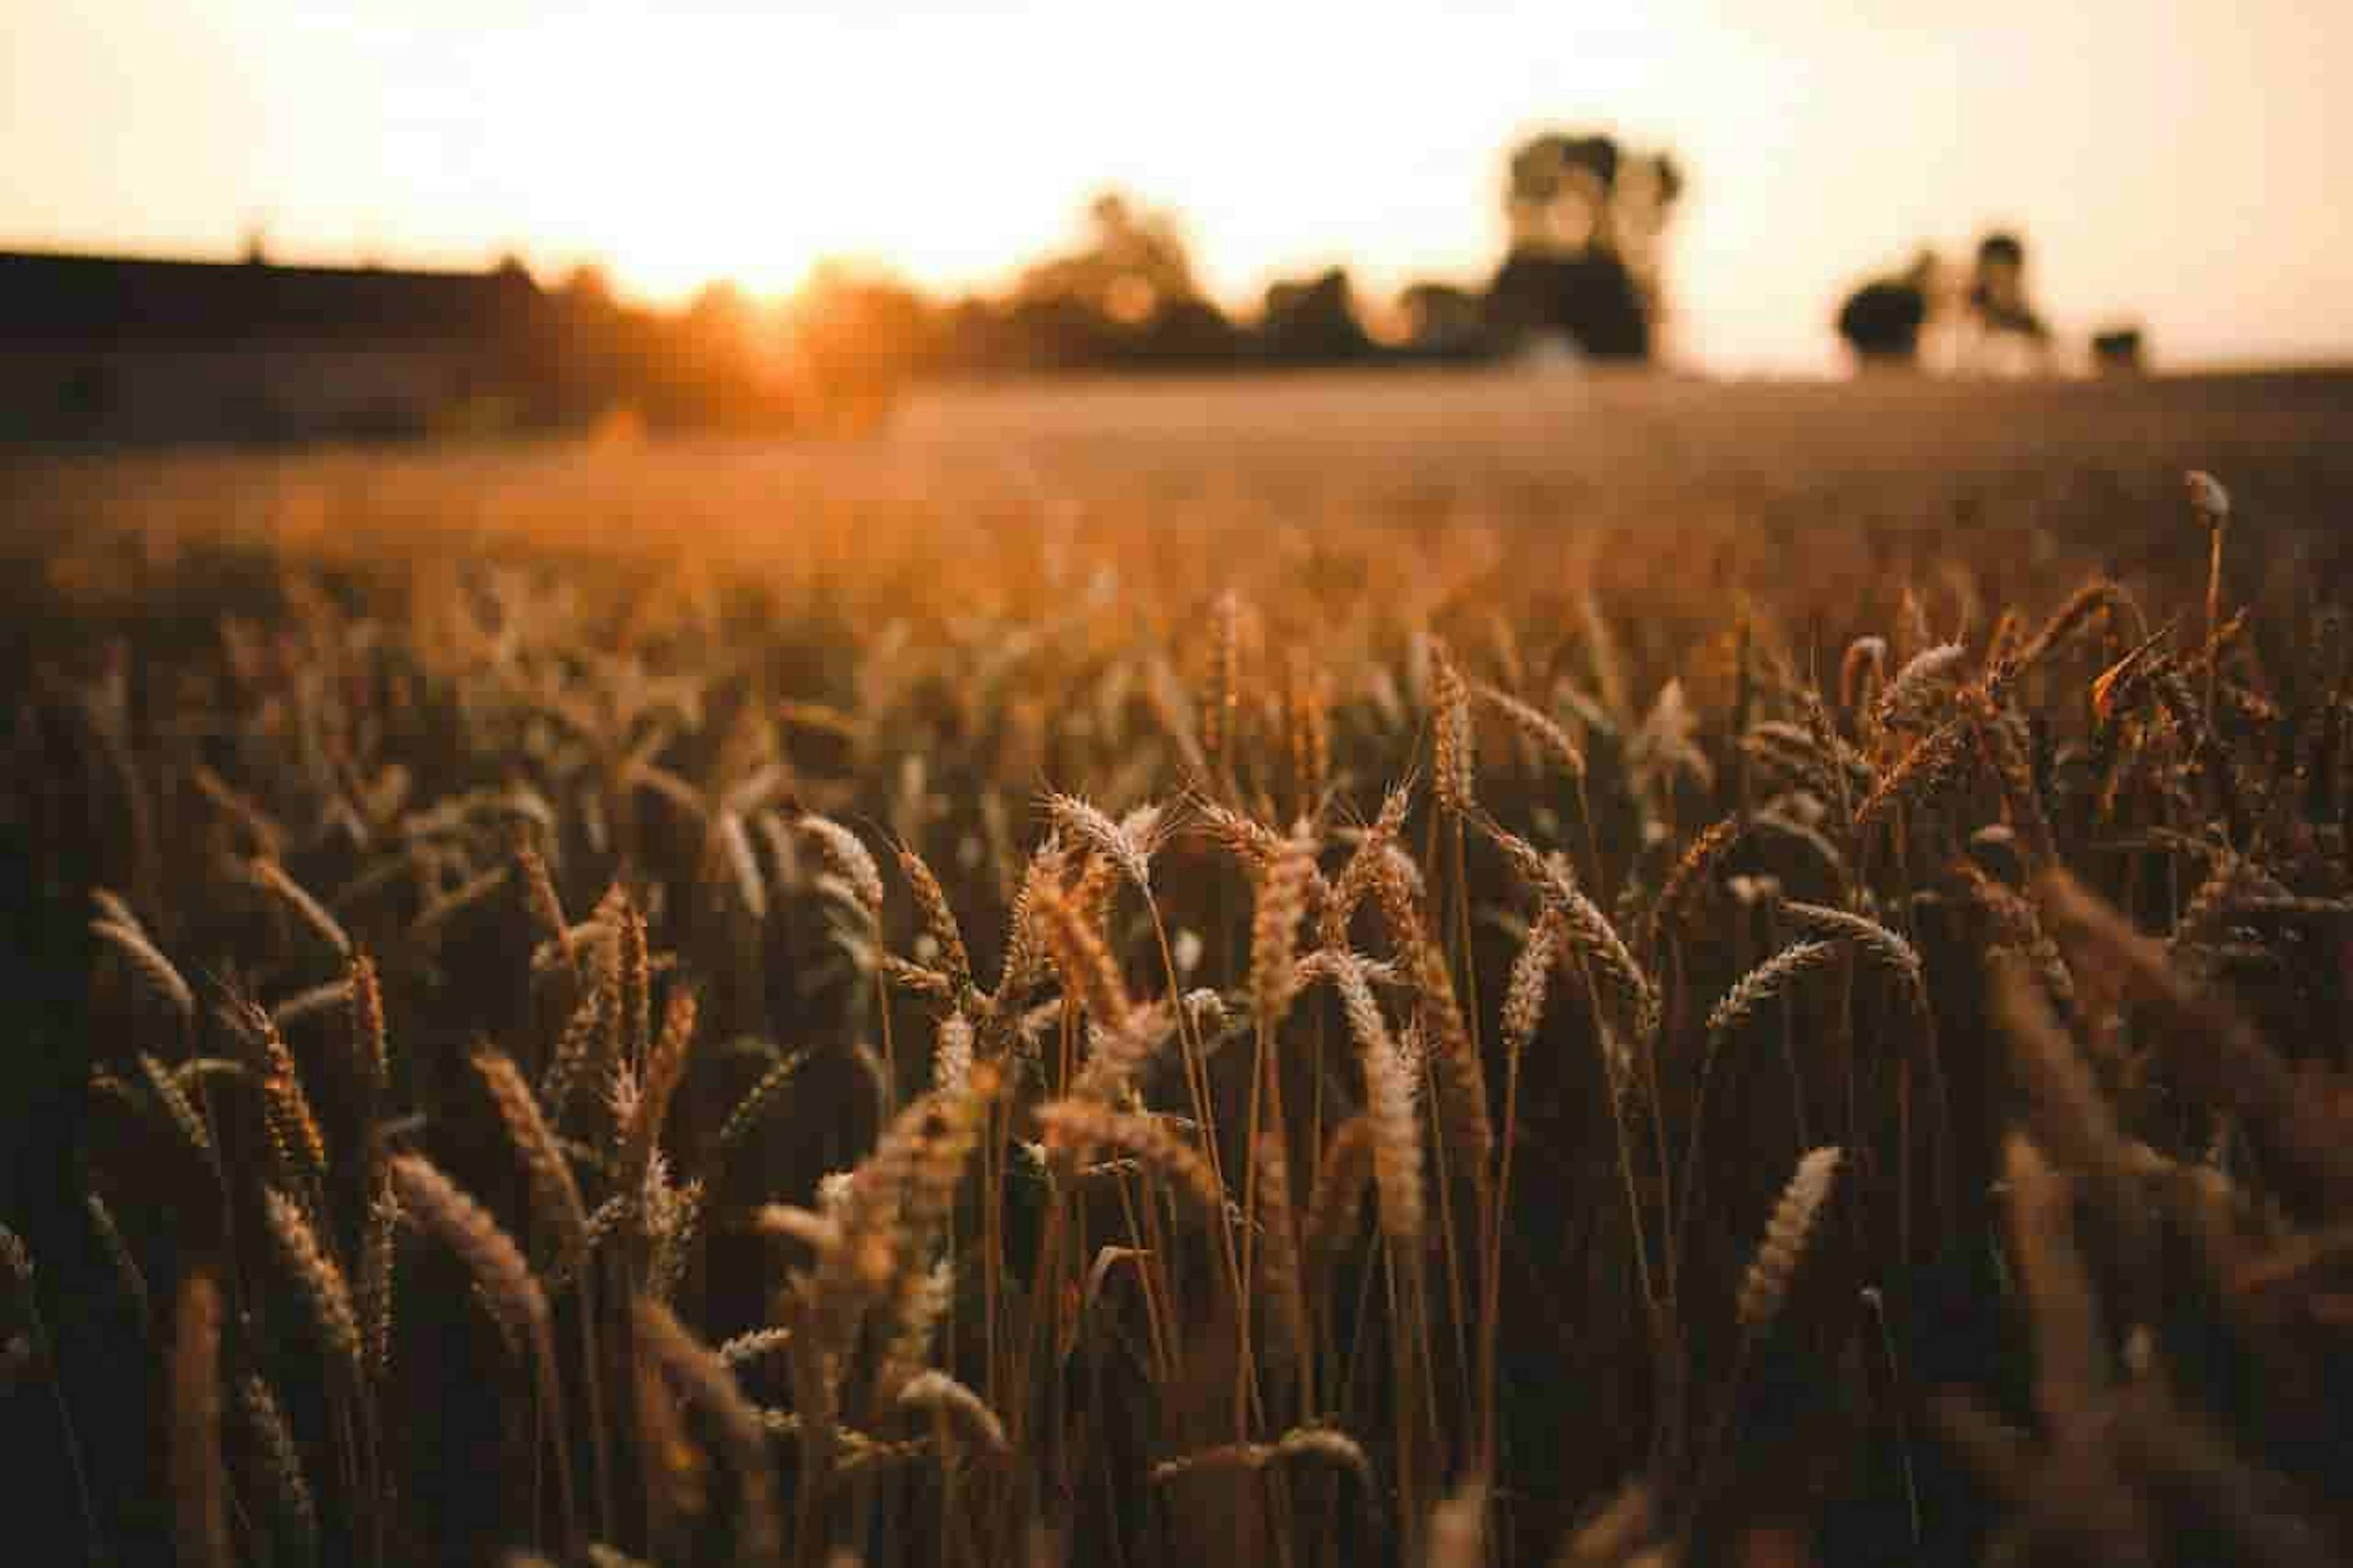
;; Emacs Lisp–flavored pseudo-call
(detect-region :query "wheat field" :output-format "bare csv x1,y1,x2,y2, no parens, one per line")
5,368,2353,1568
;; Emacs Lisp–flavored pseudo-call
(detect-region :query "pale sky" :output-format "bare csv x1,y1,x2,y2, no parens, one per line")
4,0,2349,373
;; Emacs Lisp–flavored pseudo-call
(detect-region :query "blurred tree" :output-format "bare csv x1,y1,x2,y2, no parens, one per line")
685,278,754,337
787,263,941,430
998,191,1234,369
1958,231,2052,374
1258,268,1373,365
1135,294,1242,364
2090,326,2145,374
1487,250,1648,361
1486,130,1683,361
1398,281,1491,360
1836,249,1940,368
558,262,618,315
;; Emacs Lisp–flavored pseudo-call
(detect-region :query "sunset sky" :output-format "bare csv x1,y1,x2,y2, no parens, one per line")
5,1,2348,373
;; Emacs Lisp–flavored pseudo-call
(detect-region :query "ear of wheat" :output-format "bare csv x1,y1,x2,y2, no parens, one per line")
1706,940,1838,1045
235,1373,318,1564
896,1368,1009,1458
1031,885,1133,1031
91,905,195,1020
1034,1099,1227,1217
620,986,701,1220
1736,1144,1842,1334
897,843,972,994
474,1047,591,1279
1329,956,1424,1244
1046,791,1156,893
799,813,886,918
1250,828,1317,1035
1477,682,1585,782
262,1188,363,1384
1427,638,1475,815
388,1154,547,1348
633,1297,782,1565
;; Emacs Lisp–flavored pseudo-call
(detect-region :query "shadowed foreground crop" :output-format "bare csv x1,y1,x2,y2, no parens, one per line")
5,374,2353,1567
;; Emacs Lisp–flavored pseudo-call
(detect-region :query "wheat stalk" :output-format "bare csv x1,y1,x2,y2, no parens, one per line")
91,911,194,1020
1327,955,1424,1243
1283,653,1333,813
1302,1114,1378,1286
1853,715,1975,838
262,1189,363,1384
1031,885,1133,1031
1736,1144,1842,1334
633,1297,782,1566
247,855,353,958
171,1268,228,1568
1873,641,1967,735
348,950,387,1101
235,1373,318,1565
474,1047,591,1279
1151,1424,1373,1488
798,812,885,918
1318,780,1413,947
1250,827,1317,1036
358,1173,398,1384
707,1052,809,1170
1428,637,1475,814
897,1368,1009,1459
1035,1100,1227,1217
1477,682,1584,781
1705,940,1838,1043
238,1002,327,1183
1047,791,1157,893
896,843,972,995
388,1155,547,1350
1253,1130,1312,1384
620,985,700,1222
1203,588,1242,787
541,941,619,1122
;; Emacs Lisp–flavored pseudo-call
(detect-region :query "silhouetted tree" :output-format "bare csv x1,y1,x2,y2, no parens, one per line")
1960,230,2051,373
558,263,617,315
1134,295,1242,365
1398,282,1491,360
2091,326,2144,374
1485,129,1682,361
1836,249,1940,367
1257,268,1373,365
787,264,940,427
998,191,1227,369
1488,251,1649,360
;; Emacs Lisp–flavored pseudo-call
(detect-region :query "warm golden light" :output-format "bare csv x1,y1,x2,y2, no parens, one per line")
5,1,2350,372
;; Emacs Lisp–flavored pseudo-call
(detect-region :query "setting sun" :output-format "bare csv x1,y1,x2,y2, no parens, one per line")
8,1,2350,372
9,5,2353,1566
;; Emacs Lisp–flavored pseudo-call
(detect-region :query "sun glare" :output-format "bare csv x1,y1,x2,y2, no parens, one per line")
457,9,1078,309
4,2,2349,366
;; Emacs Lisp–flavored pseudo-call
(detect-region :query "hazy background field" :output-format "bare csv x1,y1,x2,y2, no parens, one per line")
13,369,2351,565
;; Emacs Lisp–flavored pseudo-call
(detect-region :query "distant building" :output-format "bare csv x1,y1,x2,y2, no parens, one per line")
0,249,557,443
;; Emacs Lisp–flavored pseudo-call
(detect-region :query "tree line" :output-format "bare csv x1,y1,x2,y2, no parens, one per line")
1835,233,2143,376
766,129,1686,411
542,128,2147,431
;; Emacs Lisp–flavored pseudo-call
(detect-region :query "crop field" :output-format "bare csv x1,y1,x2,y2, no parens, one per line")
5,366,2353,1568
